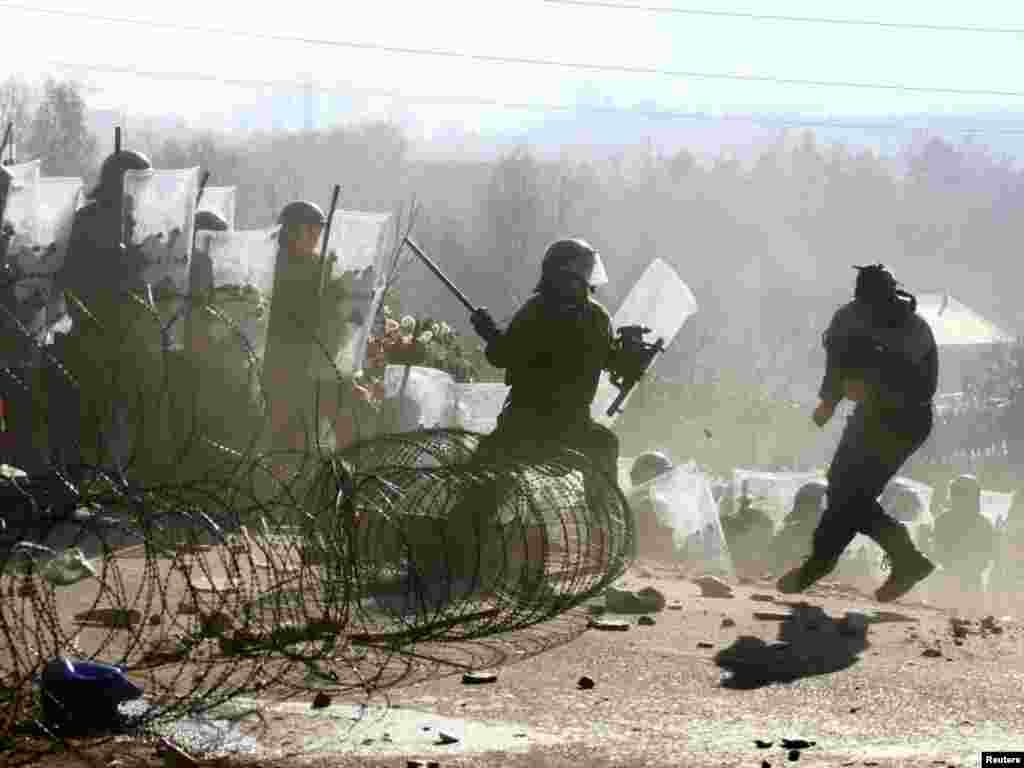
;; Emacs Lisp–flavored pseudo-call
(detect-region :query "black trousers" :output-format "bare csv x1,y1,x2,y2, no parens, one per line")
810,403,932,566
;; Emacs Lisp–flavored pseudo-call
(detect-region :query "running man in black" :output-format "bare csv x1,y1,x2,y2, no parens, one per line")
777,264,938,602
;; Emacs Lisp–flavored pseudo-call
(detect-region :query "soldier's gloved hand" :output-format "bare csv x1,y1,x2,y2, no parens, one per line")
470,307,501,343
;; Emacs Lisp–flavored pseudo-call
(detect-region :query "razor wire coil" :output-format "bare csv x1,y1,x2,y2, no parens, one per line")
0,287,634,740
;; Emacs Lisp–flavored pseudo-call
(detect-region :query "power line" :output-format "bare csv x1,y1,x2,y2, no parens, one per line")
541,0,1024,36
43,58,1024,138
4,2,1024,98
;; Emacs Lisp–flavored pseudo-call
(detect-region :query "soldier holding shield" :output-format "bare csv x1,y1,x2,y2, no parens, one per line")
263,201,373,470
48,148,163,486
432,238,622,595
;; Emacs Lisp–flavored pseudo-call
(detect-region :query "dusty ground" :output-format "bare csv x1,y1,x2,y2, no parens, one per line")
4,558,1023,768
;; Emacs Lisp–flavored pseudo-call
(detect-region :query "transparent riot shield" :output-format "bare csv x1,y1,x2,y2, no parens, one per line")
123,166,200,351
194,228,279,361
196,185,236,230
35,177,83,341
382,364,456,434
314,210,393,378
1,161,48,363
2,160,41,243
627,464,734,576
450,382,510,435
733,468,937,587
591,258,698,427
981,490,1014,529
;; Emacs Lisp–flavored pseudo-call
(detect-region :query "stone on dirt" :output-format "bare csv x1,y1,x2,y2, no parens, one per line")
605,586,667,613
692,575,734,599
577,676,595,690
312,692,332,709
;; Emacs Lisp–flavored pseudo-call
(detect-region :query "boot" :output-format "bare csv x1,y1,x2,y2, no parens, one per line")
776,556,838,594
870,519,936,603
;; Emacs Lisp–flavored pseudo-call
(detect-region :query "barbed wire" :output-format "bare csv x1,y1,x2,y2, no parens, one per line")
0,281,633,746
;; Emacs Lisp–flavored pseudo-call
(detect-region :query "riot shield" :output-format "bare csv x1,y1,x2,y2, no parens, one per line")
628,464,735,575
382,364,456,433
981,489,1014,529
196,185,236,230
450,382,510,434
591,258,698,426
1,161,49,363
733,468,936,586
123,166,201,350
35,177,83,341
2,160,41,243
193,228,279,360
320,210,393,278
315,210,393,378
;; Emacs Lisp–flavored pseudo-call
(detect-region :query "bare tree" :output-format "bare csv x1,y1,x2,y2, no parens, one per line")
25,78,97,177
0,77,34,161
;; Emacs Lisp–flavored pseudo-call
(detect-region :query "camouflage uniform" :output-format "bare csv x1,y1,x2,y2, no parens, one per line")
442,239,620,591
931,476,996,593
474,291,619,475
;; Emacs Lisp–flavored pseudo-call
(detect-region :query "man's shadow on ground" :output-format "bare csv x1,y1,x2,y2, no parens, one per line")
714,602,870,689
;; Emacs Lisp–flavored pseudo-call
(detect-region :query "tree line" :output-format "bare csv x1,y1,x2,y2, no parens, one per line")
4,75,1022,471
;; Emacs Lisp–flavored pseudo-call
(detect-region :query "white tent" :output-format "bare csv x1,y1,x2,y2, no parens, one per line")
915,293,1015,395
915,293,1015,347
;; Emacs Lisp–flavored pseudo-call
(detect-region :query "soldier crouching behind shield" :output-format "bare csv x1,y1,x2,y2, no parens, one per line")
777,264,938,603
262,201,373,480
424,238,622,599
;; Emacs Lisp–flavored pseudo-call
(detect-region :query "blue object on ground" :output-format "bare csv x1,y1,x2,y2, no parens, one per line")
40,656,144,732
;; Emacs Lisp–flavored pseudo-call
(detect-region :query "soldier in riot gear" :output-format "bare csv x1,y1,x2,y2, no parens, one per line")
469,237,619,476
777,264,939,602
186,209,229,358
771,480,828,574
437,238,621,595
930,474,996,594
263,201,373,467
0,163,49,473
628,450,676,561
263,201,327,461
47,147,162,485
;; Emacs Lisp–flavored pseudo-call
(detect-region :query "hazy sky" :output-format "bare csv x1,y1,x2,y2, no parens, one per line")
4,0,1024,136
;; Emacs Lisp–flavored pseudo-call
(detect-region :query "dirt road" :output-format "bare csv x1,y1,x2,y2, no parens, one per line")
8,562,1022,768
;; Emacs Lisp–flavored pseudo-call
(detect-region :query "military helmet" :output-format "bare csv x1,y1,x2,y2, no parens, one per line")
794,480,828,507
97,149,152,196
791,480,828,522
630,450,674,487
949,474,981,506
194,210,229,232
541,238,609,287
278,200,326,227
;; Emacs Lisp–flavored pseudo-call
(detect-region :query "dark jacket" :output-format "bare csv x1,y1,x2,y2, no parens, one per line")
819,299,938,411
484,292,614,425
57,200,150,338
